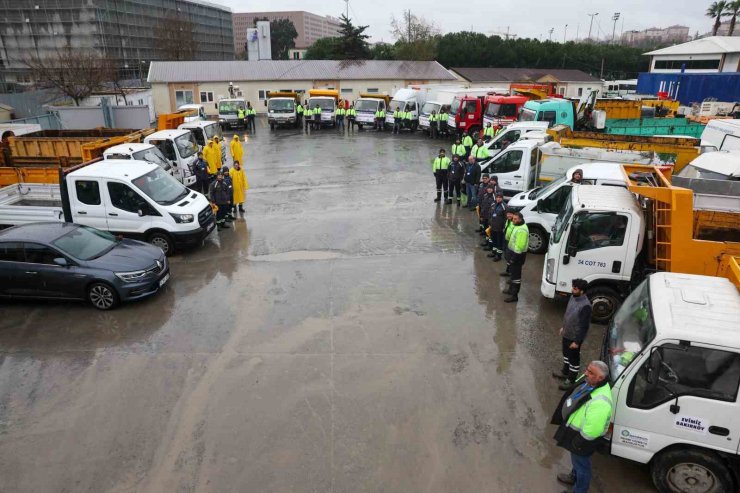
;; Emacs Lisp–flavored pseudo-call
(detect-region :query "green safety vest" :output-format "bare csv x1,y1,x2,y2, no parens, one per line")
297,104,303,114
484,126,495,137
375,110,382,118
451,144,466,157
337,108,346,116
430,114,437,121
347,108,356,116
404,111,412,120
504,220,514,241
440,112,448,122
508,223,530,254
314,108,321,115
432,156,451,172
462,135,473,147
566,381,613,440
237,108,246,118
473,145,490,159
393,110,401,119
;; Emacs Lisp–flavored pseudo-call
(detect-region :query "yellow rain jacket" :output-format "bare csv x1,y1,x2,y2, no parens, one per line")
230,135,244,165
203,141,220,175
229,166,249,204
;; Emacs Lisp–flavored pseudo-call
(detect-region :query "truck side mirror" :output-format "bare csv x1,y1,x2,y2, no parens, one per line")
138,209,145,217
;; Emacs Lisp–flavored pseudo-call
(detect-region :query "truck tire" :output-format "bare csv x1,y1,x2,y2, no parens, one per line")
586,286,621,324
147,231,175,257
270,123,275,130
527,225,548,254
651,448,734,493
88,282,120,310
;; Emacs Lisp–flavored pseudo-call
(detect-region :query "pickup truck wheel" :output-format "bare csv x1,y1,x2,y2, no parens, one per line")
148,232,175,256
527,225,548,254
651,448,734,493
88,282,120,310
586,286,621,324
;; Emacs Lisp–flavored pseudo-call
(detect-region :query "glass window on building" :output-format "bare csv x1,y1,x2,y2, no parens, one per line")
200,91,214,103
176,90,194,107
366,88,379,93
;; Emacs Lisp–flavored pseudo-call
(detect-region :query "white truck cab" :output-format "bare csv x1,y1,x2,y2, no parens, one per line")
103,143,176,178
506,162,630,253
603,272,740,493
385,88,426,127
218,98,246,130
541,185,644,322
307,96,337,127
482,121,550,156
676,149,739,181
354,95,388,128
700,119,740,151
177,121,226,163
144,130,199,187
178,104,207,122
266,93,299,129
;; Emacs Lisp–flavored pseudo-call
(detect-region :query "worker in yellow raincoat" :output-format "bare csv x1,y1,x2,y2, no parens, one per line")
213,136,223,166
229,160,248,213
230,135,243,166
203,140,220,177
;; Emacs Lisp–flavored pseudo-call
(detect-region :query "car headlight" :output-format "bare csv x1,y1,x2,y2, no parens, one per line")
116,270,148,282
170,213,194,223
546,258,555,283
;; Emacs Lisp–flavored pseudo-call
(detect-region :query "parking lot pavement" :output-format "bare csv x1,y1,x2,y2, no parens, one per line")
0,125,654,492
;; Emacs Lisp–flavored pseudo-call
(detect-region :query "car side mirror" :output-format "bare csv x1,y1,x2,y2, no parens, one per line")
138,209,145,217
53,257,68,267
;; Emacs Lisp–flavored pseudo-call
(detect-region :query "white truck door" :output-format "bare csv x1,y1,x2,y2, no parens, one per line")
485,148,526,196
69,179,109,231
555,211,631,290
612,342,740,463
535,184,573,233
103,181,153,235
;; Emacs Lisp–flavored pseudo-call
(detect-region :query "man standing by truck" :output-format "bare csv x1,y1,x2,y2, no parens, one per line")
432,149,450,203
392,107,402,134
502,211,528,303
462,132,474,159
471,138,491,163
209,171,232,230
551,360,613,493
246,103,256,134
553,279,593,391
336,104,345,131
429,110,438,139
464,156,481,211
447,154,465,206
451,138,466,160
487,193,507,261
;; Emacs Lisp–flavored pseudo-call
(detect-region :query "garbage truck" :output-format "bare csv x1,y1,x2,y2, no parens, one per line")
266,91,300,129
353,93,390,129
307,89,339,128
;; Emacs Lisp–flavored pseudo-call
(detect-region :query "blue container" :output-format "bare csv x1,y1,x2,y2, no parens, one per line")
637,73,740,106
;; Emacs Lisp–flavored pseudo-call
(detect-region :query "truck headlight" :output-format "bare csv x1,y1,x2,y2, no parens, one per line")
170,213,194,223
546,258,555,283
116,269,148,282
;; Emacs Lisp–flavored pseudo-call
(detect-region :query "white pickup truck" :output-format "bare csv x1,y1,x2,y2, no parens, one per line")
0,160,215,255
143,130,199,187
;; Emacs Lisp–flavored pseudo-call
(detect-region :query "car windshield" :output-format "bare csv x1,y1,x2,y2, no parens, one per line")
449,97,461,116
175,133,197,158
132,167,189,205
677,164,736,181
529,175,568,200
551,192,574,243
520,108,536,121
309,98,335,111
355,100,380,112
268,99,295,112
218,101,241,115
606,279,656,383
388,100,403,112
204,123,221,141
132,147,172,172
52,225,117,261
421,102,440,115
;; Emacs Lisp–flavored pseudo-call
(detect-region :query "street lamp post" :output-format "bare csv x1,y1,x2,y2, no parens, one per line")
587,12,599,41
564,24,568,43
549,28,554,41
612,13,621,44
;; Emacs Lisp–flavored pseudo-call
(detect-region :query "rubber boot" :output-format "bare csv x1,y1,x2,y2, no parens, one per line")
446,198,452,204
504,283,520,303
434,191,441,202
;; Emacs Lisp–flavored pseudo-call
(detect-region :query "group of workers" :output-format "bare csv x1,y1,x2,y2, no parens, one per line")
194,134,249,229
236,103,257,133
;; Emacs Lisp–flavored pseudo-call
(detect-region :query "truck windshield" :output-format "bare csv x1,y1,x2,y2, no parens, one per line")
268,99,295,112
388,100,402,112
529,175,568,200
421,102,440,115
52,225,117,261
204,123,221,141
218,101,241,115
355,100,380,112
449,97,461,116
309,99,335,111
132,167,189,205
551,193,574,243
132,147,173,172
605,280,656,382
520,108,536,121
487,103,518,118
175,133,197,158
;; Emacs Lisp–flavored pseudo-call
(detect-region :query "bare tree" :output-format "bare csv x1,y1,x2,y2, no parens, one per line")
390,10,439,43
159,12,197,61
21,48,114,106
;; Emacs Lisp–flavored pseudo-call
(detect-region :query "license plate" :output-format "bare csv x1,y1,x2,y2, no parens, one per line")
159,273,170,288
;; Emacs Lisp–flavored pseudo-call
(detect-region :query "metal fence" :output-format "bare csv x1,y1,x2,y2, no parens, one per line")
7,112,61,130
48,104,151,130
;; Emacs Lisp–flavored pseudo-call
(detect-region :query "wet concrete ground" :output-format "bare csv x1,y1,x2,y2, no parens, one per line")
0,121,655,492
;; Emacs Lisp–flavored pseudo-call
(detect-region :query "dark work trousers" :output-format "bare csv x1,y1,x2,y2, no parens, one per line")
337,115,344,131
215,202,230,224
509,252,526,286
247,115,255,133
434,170,449,200
195,178,209,195
393,121,400,134
561,337,581,380
430,121,438,139
491,230,505,256
449,180,463,201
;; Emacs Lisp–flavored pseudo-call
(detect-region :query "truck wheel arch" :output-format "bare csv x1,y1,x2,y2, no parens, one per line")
146,229,175,256
584,283,624,324
650,444,737,493
527,224,549,254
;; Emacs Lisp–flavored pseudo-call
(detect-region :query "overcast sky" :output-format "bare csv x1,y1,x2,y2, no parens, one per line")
213,0,715,43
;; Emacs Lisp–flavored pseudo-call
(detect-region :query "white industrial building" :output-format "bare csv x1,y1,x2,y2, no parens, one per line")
644,36,740,73
148,60,457,116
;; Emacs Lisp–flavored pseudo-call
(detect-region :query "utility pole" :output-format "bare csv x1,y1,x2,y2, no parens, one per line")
344,0,349,19
564,24,568,43
611,12,621,44
587,12,598,41
548,28,554,41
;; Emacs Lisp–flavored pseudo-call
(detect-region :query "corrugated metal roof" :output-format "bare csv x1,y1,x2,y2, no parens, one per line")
148,60,456,83
644,36,740,56
451,67,601,83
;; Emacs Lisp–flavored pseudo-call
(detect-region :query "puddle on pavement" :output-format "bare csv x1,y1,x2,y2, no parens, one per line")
247,250,343,262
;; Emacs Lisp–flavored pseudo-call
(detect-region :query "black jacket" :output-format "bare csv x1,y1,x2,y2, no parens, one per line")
448,160,465,182
479,193,495,219
464,162,481,185
209,180,232,204
490,201,507,231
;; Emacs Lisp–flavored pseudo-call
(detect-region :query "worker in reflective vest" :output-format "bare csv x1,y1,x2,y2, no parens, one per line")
346,105,356,131
451,138,466,159
336,105,345,131
403,109,413,131
246,103,256,133
471,138,491,163
439,109,449,136
237,107,246,129
429,110,438,139
502,212,529,302
432,149,451,203
483,122,495,141
462,132,474,159
296,102,304,126
392,109,402,134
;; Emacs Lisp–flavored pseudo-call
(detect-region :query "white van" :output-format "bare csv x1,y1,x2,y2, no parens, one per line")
177,120,227,165
700,119,740,151
482,121,550,157
0,160,215,255
103,143,176,178
506,162,630,253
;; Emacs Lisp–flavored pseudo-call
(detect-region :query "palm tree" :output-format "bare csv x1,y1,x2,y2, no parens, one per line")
707,1,730,36
727,0,740,35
